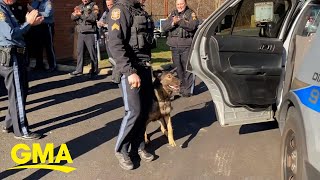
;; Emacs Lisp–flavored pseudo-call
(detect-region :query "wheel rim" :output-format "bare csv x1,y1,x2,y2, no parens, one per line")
283,130,297,180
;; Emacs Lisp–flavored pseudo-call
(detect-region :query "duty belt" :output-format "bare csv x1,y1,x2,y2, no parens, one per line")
12,47,26,54
0,46,26,54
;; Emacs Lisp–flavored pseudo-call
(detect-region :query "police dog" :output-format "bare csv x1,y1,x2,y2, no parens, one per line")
145,70,180,147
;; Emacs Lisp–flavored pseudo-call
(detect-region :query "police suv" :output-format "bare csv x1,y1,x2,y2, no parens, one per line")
187,0,320,179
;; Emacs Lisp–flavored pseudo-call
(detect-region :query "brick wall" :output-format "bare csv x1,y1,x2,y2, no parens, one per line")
20,0,105,61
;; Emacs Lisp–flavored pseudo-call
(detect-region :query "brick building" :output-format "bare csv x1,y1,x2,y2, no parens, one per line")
17,0,223,62
20,0,105,61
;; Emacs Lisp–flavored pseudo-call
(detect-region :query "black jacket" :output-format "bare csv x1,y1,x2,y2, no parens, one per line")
107,0,153,77
162,6,199,48
71,1,98,33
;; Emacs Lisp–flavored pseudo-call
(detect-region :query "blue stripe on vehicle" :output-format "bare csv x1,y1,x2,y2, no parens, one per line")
293,85,320,113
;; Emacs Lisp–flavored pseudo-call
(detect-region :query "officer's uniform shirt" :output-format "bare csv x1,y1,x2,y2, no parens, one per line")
0,0,30,47
71,1,98,33
107,0,137,77
31,0,54,24
107,0,154,77
162,6,199,47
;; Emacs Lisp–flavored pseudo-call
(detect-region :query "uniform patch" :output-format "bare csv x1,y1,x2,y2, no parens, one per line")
191,12,197,20
111,8,121,20
0,12,5,21
111,23,120,31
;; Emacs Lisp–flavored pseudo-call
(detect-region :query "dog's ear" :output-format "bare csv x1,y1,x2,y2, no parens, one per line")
152,70,163,79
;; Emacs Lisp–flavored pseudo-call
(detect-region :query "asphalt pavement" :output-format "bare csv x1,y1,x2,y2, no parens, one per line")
0,70,281,180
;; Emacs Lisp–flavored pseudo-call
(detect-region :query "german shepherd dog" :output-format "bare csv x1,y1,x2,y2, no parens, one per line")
145,70,180,147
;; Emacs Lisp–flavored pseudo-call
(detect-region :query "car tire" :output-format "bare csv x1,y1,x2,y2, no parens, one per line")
280,107,307,180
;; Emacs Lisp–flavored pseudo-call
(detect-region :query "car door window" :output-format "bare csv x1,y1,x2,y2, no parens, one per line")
217,0,291,38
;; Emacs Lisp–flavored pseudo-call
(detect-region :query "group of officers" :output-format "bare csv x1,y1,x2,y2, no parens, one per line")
0,0,198,170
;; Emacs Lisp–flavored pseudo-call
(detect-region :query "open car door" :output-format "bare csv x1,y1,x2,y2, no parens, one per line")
188,0,299,126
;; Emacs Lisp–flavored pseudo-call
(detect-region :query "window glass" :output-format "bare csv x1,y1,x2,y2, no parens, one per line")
216,0,291,37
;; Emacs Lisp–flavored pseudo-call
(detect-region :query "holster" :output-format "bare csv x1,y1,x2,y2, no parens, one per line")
109,58,121,84
0,47,12,67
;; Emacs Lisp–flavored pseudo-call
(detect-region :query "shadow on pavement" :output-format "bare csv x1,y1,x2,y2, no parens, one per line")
239,120,279,134
147,101,216,153
193,81,208,96
25,80,117,113
0,118,122,179
30,97,123,134
28,72,109,95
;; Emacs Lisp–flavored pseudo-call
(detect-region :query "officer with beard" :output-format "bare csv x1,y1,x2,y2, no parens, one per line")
108,0,155,170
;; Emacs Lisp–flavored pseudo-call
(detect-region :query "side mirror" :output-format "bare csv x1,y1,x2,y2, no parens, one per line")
258,22,277,38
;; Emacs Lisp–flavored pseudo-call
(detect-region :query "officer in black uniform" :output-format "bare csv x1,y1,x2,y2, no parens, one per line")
162,0,198,97
70,0,99,78
108,0,155,170
0,0,42,140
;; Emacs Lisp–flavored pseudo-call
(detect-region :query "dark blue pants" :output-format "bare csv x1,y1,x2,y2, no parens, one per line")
115,66,153,154
34,23,56,69
171,47,195,95
0,52,30,137
76,33,98,74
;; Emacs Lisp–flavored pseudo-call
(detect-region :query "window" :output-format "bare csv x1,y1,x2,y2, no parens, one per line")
216,0,291,37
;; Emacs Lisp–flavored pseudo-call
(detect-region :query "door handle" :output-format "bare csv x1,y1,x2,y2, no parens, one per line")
259,44,274,51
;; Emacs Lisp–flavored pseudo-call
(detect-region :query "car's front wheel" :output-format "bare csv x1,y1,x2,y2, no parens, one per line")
281,107,307,180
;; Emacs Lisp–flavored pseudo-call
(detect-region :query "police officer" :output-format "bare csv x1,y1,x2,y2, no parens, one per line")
108,0,155,170
0,0,42,140
97,0,114,59
70,0,99,78
30,0,56,72
162,0,198,97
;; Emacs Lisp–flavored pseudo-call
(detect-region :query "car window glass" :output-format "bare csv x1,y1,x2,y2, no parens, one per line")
216,0,291,38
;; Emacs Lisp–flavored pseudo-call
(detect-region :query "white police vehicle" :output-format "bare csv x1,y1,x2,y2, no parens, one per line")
187,0,320,179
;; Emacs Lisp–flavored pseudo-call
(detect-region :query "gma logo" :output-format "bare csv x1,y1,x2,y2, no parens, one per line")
8,143,76,173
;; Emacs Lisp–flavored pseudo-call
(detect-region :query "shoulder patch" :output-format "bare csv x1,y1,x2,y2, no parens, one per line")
111,23,120,31
0,12,6,21
111,8,121,20
47,1,52,8
191,12,197,20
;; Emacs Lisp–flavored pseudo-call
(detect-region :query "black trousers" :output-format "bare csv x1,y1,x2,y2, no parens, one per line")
115,66,153,154
34,23,56,69
171,47,195,95
0,52,30,137
76,33,98,73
